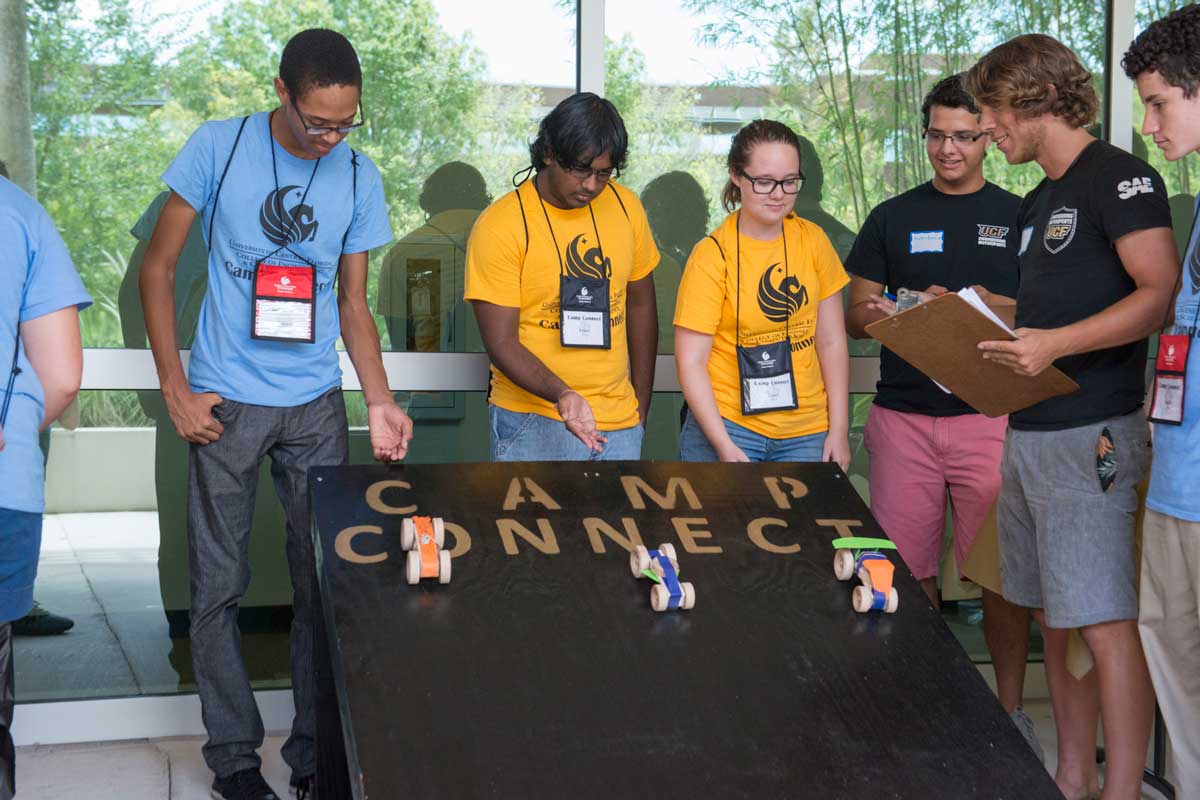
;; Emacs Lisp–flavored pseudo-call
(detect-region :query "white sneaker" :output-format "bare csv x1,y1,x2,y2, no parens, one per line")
1009,705,1045,763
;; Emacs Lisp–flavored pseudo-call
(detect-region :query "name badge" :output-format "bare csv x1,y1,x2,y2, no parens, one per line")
737,339,798,415
560,276,611,349
252,263,316,343
1149,333,1189,425
909,230,944,254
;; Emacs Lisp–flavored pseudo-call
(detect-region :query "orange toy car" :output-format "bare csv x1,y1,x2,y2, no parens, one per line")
401,516,451,585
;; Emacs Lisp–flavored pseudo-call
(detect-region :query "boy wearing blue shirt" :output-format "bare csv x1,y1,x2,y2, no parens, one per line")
0,176,89,800
140,29,411,800
1124,7,1200,793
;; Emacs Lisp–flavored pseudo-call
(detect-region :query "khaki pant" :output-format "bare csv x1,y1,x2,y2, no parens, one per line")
1139,509,1200,799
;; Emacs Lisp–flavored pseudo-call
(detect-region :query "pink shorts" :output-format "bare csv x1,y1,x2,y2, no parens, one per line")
864,405,1006,580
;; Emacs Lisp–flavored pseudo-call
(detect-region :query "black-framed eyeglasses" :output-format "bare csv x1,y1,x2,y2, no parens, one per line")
291,99,366,136
561,161,619,183
740,170,805,195
923,130,988,146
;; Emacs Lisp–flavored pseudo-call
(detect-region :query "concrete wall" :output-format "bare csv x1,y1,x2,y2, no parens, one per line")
44,428,157,513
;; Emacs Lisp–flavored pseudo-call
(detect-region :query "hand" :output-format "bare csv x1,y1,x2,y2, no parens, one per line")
916,284,950,304
165,389,224,444
556,389,607,453
863,294,897,315
367,401,414,462
715,441,750,462
823,433,851,472
978,327,1064,376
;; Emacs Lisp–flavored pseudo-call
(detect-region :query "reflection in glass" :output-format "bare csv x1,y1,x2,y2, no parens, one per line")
640,172,708,459
375,162,493,462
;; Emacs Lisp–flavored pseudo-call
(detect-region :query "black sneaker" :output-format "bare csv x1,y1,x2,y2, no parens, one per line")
289,773,315,799
211,768,281,800
12,601,75,636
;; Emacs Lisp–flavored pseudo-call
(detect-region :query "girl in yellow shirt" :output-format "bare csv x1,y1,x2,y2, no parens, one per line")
673,120,850,465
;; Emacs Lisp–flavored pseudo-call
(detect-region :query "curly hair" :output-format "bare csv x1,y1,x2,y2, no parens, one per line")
964,34,1099,128
279,29,362,99
529,92,629,175
1122,3,1200,98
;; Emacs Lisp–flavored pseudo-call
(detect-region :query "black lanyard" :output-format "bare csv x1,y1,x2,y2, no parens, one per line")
0,332,19,428
264,109,322,267
533,177,608,278
735,212,791,345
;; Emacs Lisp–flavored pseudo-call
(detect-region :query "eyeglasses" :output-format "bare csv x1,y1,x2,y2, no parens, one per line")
740,171,805,195
923,130,988,146
291,99,366,136
561,162,619,182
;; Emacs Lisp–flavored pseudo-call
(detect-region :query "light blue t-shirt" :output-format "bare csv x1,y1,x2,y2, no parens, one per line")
1147,191,1200,521
0,177,92,513
162,112,393,406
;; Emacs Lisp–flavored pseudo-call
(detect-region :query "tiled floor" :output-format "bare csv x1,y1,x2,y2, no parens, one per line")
12,700,1178,799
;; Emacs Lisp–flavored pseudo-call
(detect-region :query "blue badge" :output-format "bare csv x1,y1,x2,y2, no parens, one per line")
909,230,944,254
1018,225,1034,256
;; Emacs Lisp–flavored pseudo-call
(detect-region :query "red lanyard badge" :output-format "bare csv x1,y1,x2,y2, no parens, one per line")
252,262,316,343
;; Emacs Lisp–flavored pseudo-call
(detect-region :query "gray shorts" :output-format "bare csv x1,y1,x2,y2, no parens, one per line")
997,411,1150,628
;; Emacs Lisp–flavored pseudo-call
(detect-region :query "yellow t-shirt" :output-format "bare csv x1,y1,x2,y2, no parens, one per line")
673,211,849,439
464,179,660,429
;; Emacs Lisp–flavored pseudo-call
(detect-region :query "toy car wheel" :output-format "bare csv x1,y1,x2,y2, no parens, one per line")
438,550,452,585
401,518,415,551
884,588,899,614
857,567,873,594
651,584,669,612
833,549,854,581
681,582,696,610
852,585,873,613
659,543,678,563
630,545,650,577
405,550,420,585
433,517,446,548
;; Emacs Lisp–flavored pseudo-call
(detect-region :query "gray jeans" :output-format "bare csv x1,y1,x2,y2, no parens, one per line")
187,388,348,779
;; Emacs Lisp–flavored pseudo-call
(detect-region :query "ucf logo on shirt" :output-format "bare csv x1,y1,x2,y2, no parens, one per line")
756,262,809,322
1044,207,1078,254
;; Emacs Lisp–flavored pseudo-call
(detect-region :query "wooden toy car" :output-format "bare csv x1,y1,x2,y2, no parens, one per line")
630,542,696,612
402,515,451,585
832,537,898,614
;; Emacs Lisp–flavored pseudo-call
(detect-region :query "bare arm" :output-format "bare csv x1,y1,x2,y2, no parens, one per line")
674,326,747,462
815,292,850,470
625,274,658,426
21,306,83,429
338,250,413,462
471,299,605,451
140,192,224,444
845,275,893,339
980,227,1179,375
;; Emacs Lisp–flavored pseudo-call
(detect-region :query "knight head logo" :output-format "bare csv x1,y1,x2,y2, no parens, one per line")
260,185,320,247
580,286,590,298
1169,344,1177,358
761,351,770,362
564,234,612,281
280,276,291,286
757,263,808,322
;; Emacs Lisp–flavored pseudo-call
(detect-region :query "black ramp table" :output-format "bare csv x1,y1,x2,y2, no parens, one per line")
310,461,1060,800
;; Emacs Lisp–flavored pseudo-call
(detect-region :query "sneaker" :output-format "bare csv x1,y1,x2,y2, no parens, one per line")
289,773,315,799
1010,705,1045,763
211,768,281,800
12,601,74,636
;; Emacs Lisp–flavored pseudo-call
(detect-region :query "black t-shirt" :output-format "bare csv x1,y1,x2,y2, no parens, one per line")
1011,140,1171,430
846,181,1021,416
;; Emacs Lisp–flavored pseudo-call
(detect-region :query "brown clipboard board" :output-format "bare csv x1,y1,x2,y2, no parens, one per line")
864,294,1079,417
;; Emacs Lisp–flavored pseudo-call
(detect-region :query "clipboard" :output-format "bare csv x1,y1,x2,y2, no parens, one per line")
864,294,1079,417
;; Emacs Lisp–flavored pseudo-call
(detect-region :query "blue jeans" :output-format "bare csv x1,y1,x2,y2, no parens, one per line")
0,509,40,624
489,405,643,461
678,410,827,463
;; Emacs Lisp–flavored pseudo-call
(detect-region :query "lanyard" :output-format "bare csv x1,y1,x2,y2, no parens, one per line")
735,213,791,345
264,109,322,267
533,177,608,278
0,333,18,428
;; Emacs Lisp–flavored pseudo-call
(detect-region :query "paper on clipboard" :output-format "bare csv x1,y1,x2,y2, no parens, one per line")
866,290,1079,417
